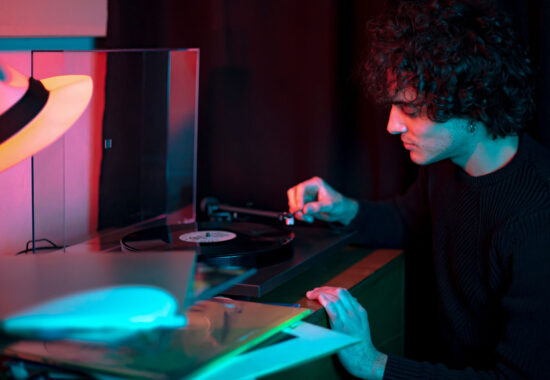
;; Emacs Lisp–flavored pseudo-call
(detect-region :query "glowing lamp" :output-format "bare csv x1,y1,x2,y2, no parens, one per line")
0,61,93,173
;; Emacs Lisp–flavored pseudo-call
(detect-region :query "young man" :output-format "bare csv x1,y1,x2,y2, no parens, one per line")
287,0,550,378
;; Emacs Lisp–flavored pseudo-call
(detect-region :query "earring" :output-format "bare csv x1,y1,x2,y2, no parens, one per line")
468,120,476,133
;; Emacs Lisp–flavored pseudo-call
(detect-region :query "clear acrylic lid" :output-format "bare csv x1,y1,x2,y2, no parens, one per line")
24,49,199,254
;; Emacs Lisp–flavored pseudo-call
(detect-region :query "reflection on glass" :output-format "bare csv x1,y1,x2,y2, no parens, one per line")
192,265,255,303
28,49,198,254
4,299,310,378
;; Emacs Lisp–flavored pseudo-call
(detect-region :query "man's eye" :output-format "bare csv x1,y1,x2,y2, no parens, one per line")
399,105,417,115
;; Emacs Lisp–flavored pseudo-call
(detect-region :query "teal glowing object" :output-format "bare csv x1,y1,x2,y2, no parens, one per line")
2,285,186,342
4,299,312,378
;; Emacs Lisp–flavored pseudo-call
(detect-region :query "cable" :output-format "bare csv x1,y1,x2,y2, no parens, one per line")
15,238,63,256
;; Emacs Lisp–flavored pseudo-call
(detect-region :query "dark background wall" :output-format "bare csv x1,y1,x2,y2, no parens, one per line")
98,0,417,212
97,0,549,359
99,0,549,210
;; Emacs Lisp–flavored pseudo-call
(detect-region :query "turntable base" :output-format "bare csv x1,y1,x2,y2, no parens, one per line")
121,222,294,268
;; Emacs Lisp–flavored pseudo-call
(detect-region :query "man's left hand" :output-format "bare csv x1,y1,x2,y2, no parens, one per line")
306,287,387,380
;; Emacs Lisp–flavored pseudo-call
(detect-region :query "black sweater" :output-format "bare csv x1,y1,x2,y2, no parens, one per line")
351,134,550,379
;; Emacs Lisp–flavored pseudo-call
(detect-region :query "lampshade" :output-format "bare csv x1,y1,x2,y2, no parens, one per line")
0,61,93,173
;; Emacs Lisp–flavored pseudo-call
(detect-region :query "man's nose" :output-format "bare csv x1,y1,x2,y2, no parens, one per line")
387,106,408,135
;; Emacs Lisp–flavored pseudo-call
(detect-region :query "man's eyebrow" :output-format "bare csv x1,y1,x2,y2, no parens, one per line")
391,100,415,107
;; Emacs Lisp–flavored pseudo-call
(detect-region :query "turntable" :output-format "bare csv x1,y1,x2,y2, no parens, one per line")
121,221,294,268
119,198,356,297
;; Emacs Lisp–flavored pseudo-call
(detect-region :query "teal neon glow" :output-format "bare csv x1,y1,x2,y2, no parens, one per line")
0,37,95,51
2,285,186,341
190,308,311,379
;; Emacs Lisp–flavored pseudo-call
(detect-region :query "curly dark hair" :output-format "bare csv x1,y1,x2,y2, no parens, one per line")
362,0,534,138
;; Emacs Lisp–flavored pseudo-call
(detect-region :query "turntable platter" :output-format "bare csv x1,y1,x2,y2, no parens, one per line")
121,222,294,268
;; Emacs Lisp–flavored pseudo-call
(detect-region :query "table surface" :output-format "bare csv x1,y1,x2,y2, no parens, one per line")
222,225,357,297
1,225,405,379
257,246,405,380
0,247,404,379
258,246,403,309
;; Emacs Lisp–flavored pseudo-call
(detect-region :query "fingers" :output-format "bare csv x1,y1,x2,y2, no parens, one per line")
337,288,368,331
318,293,346,330
306,287,375,363
336,287,356,312
287,177,325,222
287,186,300,214
306,286,350,299
306,286,341,300
287,177,351,224
287,179,313,214
302,201,335,222
295,182,318,223
306,287,367,329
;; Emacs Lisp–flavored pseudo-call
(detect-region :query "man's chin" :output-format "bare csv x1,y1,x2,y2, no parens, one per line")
409,152,427,165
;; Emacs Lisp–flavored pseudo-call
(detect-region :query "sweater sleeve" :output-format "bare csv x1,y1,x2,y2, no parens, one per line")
349,166,431,248
383,212,550,380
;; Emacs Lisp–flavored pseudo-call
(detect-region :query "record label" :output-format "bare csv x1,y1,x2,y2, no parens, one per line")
179,230,237,243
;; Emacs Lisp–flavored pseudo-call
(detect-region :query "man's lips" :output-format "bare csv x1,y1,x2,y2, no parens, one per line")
402,140,416,149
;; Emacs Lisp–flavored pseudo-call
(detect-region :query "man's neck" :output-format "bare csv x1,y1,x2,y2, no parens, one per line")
456,134,519,177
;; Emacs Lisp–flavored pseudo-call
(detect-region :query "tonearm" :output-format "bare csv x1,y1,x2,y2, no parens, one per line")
201,197,295,226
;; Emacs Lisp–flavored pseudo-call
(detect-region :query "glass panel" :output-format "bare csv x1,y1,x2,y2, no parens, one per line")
4,300,310,379
31,51,74,252
0,52,33,257
30,49,199,252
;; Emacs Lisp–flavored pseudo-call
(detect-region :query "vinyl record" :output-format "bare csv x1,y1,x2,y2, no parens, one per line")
121,222,294,268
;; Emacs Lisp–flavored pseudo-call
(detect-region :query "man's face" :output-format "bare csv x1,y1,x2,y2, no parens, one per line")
386,90,474,167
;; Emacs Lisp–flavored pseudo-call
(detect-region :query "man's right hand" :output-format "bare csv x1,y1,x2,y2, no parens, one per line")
287,176,359,225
